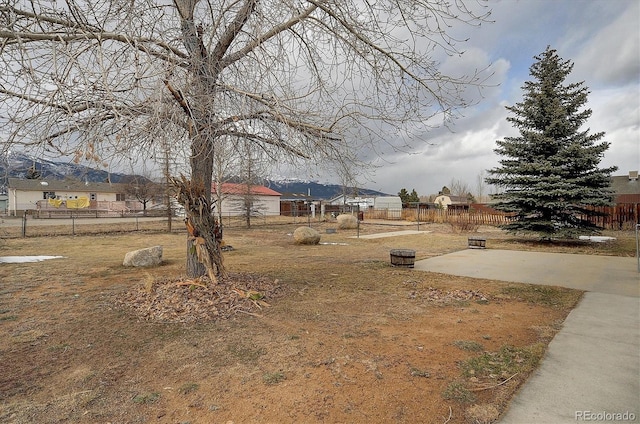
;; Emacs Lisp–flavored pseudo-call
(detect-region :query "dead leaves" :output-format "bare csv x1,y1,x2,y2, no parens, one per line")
406,284,490,305
232,287,271,309
115,273,283,323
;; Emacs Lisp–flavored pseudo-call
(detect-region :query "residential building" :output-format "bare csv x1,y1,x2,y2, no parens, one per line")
7,178,137,216
212,183,282,217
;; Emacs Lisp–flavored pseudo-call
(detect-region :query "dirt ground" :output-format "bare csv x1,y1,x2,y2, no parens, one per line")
1,221,633,424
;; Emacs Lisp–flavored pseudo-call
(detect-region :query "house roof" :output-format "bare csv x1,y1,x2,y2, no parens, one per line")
610,173,640,194
437,194,469,203
8,178,126,193
279,192,314,201
610,173,640,203
212,182,281,197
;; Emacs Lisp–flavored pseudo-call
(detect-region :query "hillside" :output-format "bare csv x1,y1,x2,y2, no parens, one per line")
0,152,135,189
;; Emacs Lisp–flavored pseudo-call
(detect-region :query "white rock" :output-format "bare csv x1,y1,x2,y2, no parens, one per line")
336,214,358,229
123,246,163,267
293,227,321,245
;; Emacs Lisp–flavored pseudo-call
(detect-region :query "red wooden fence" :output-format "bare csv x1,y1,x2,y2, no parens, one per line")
364,203,639,229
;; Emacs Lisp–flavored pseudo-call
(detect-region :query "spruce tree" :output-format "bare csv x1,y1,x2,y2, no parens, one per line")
486,47,617,239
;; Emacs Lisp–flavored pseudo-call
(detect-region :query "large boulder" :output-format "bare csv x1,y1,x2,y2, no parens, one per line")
336,214,358,229
123,246,163,267
293,226,321,245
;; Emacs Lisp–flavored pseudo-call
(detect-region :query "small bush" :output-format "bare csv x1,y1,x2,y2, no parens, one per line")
450,220,480,233
179,382,199,395
442,380,475,403
263,371,286,385
132,392,160,404
453,340,484,352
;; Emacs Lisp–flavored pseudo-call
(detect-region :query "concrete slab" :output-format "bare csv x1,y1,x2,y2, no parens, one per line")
413,249,639,297
412,250,640,423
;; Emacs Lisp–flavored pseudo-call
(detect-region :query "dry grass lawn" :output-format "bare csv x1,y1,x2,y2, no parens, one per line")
0,219,635,423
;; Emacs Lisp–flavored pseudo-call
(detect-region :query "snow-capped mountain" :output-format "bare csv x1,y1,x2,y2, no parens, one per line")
0,152,137,192
0,153,390,199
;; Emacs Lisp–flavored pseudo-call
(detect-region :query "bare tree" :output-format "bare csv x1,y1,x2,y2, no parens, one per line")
234,139,271,229
0,0,490,280
448,178,473,199
124,175,162,215
475,170,487,203
335,159,362,212
211,135,236,234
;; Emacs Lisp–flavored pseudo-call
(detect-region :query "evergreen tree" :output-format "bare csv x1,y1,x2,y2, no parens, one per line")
398,188,420,204
408,189,420,203
398,188,410,204
486,47,617,239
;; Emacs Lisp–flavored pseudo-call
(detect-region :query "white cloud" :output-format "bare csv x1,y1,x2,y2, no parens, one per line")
569,1,640,87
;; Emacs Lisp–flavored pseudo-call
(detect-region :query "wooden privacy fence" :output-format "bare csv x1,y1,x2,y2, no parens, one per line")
583,203,640,230
365,203,639,229
411,208,512,225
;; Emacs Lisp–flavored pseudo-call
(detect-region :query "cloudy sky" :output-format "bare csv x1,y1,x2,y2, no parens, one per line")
313,0,639,197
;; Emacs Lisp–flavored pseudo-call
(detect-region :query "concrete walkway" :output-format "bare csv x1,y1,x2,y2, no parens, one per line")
413,250,639,423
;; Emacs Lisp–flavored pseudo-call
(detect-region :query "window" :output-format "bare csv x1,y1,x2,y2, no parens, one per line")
90,193,96,201
116,193,125,201
43,191,56,199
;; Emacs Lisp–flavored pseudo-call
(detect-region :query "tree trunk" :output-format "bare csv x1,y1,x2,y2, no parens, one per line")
171,175,225,281
186,238,206,277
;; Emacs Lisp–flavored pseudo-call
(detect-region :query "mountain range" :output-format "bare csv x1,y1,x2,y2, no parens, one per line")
0,153,390,199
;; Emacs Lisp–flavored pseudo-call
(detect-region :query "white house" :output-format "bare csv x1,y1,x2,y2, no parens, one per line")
213,183,282,216
7,178,135,216
434,194,470,210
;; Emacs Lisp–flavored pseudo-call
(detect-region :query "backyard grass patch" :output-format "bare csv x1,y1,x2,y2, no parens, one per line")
1,221,630,424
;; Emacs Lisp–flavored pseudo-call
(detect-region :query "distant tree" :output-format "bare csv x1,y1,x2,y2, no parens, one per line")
408,189,420,203
475,171,487,203
439,186,451,195
233,140,270,229
466,192,476,203
398,188,410,204
448,178,472,198
398,188,419,204
125,177,162,215
486,47,617,239
337,161,362,212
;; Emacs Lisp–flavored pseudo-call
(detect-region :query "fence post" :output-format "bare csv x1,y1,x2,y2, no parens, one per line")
21,213,26,237
636,224,640,272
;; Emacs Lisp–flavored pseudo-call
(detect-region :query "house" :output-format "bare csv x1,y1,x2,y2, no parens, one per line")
7,178,138,216
610,171,640,204
212,183,281,217
434,194,470,210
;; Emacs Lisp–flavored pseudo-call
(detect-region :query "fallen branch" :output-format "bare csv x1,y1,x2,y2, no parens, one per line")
175,280,208,289
236,309,263,318
442,406,452,424
471,372,519,391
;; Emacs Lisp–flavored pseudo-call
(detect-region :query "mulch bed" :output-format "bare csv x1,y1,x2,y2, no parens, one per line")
115,273,284,323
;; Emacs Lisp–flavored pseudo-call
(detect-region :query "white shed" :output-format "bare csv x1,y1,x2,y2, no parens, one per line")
373,196,402,210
